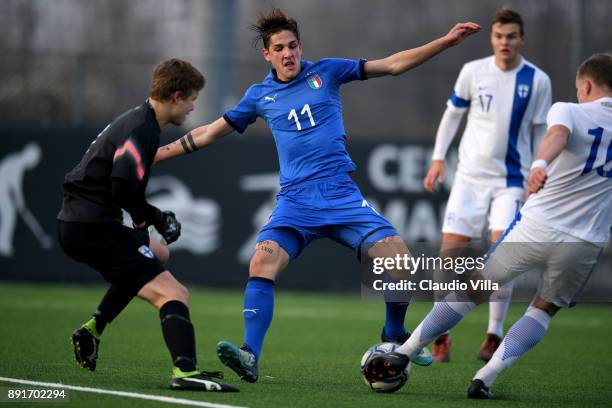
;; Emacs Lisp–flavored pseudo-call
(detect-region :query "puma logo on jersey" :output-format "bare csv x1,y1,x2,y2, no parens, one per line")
264,94,277,103
243,308,259,315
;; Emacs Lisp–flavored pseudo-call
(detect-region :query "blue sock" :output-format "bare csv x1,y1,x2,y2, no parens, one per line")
384,302,409,339
396,300,475,357
418,301,468,343
243,277,275,360
475,306,550,387
382,271,412,339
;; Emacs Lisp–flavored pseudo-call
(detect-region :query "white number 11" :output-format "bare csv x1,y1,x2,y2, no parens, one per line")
288,104,316,130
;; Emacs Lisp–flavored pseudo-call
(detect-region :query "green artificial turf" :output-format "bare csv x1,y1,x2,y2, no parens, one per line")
0,284,610,407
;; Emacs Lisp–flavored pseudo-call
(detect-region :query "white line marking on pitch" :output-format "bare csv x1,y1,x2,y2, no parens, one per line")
0,376,248,408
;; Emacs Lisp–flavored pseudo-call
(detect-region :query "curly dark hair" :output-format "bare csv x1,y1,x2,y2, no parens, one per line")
251,8,300,49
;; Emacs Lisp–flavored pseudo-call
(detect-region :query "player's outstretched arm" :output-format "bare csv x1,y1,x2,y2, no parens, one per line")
364,22,480,78
154,117,234,164
527,125,570,194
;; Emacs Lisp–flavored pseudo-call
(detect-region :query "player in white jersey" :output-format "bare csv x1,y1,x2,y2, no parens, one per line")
522,99,612,244
423,8,552,362
363,53,612,399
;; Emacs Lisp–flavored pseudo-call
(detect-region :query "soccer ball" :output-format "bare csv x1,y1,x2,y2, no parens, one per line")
360,342,410,393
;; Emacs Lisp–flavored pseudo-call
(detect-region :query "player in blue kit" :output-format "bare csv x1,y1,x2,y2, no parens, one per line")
155,8,480,382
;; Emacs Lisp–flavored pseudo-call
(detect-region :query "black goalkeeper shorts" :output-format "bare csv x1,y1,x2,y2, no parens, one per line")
57,220,166,294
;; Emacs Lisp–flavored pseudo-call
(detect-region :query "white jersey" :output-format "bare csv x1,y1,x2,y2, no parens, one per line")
521,97,612,244
447,56,551,187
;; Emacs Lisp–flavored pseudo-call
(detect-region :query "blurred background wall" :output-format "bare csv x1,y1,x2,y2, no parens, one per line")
2,0,611,138
0,0,610,294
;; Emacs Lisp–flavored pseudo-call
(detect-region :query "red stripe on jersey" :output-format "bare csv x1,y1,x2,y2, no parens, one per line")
113,140,144,180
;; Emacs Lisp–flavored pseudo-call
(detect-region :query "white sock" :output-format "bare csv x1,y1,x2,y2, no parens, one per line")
396,299,475,358
474,306,551,387
487,280,514,337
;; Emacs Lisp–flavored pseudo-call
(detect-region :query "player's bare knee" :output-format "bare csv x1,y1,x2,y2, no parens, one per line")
138,271,188,308
249,241,286,279
139,289,166,309
162,279,189,304
249,253,276,278
365,236,412,281
149,239,170,264
157,246,170,264
367,235,410,260
176,282,189,304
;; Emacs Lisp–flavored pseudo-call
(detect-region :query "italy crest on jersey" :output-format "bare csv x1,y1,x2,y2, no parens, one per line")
307,72,323,89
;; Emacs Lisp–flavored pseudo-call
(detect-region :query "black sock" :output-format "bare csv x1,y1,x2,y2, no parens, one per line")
160,300,197,372
94,284,136,334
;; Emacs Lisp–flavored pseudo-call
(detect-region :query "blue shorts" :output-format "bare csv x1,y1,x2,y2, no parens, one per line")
256,174,398,260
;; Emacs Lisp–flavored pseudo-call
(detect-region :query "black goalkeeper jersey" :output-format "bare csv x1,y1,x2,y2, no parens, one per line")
58,100,160,223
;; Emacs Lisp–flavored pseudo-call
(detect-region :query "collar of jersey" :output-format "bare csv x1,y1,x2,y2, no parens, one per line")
269,60,313,84
143,99,161,132
490,55,525,75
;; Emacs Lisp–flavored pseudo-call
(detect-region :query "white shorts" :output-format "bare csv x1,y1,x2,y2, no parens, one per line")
442,175,523,238
483,215,603,308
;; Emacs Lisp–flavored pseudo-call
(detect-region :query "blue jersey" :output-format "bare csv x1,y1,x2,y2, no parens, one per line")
224,58,366,187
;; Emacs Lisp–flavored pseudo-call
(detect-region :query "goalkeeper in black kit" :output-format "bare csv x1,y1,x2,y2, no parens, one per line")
56,58,238,392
